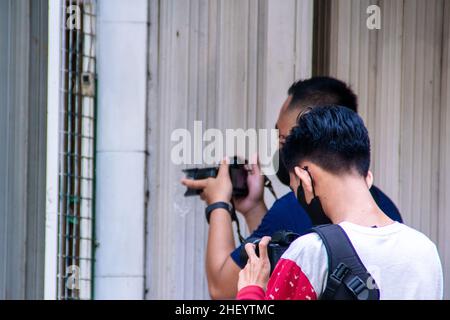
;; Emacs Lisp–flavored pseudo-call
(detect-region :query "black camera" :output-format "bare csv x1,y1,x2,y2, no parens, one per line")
240,230,300,274
182,157,249,198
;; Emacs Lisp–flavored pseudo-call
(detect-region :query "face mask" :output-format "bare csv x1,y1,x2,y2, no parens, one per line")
296,167,332,226
274,149,291,186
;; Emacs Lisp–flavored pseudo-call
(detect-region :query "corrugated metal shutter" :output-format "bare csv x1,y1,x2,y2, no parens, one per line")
0,0,48,299
146,0,313,299
315,0,450,299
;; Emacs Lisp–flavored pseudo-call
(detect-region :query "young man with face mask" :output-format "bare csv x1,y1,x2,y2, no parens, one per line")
236,106,443,300
181,77,403,299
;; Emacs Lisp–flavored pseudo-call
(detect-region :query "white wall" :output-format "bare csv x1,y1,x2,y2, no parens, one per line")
95,0,148,299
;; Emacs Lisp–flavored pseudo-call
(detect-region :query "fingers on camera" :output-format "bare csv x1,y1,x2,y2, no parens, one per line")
258,237,271,260
245,243,258,261
181,178,207,190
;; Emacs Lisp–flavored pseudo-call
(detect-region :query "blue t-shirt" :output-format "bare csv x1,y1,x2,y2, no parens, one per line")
230,185,403,268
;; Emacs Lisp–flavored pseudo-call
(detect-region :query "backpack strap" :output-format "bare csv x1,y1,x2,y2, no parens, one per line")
310,224,380,300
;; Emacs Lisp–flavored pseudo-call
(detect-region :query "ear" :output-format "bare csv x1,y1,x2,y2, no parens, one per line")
293,166,314,204
294,166,303,182
288,167,302,193
366,170,374,189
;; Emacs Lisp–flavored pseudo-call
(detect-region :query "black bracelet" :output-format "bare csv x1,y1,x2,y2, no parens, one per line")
205,202,233,224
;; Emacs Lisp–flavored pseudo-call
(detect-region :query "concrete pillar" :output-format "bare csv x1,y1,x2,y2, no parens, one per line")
95,0,148,299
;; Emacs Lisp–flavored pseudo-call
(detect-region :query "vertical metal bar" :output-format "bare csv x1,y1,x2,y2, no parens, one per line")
64,0,73,300
57,0,66,300
89,1,97,299
91,64,97,301
71,0,81,300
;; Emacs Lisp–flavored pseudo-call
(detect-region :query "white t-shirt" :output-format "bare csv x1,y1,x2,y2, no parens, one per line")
279,221,444,300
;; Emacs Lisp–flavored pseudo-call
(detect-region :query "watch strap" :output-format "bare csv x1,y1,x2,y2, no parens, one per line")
205,201,233,224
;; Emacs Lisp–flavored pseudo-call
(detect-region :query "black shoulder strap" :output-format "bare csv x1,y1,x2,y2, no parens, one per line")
311,224,380,300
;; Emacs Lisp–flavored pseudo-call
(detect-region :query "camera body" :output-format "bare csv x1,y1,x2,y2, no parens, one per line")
182,157,249,197
240,230,300,274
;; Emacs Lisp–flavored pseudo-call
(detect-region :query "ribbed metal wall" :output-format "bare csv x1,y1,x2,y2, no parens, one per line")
318,0,450,298
0,0,48,299
146,0,313,299
439,0,450,300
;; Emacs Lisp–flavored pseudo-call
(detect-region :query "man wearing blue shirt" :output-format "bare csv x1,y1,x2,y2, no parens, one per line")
182,77,402,299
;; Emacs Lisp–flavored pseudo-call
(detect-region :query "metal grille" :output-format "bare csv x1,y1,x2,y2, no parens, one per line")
57,0,97,300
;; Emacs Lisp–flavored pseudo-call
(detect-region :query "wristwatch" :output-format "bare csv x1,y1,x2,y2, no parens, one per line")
205,202,234,224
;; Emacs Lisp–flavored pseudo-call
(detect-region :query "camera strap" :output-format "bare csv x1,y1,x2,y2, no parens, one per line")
310,224,380,300
230,199,245,244
264,176,278,200
232,176,277,245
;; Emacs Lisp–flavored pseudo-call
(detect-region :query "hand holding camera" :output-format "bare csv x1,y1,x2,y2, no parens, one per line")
232,154,266,218
240,230,300,275
181,155,275,217
237,236,272,291
181,155,277,244
181,158,233,205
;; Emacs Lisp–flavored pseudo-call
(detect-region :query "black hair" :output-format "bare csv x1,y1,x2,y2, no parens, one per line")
287,77,358,113
281,105,370,177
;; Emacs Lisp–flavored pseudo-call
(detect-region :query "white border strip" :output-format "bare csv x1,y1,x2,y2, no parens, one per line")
44,0,62,300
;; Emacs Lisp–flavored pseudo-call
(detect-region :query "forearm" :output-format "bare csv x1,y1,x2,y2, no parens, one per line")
243,202,267,233
205,208,240,299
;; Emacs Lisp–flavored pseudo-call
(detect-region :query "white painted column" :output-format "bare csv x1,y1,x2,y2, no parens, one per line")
44,0,62,300
95,0,148,299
